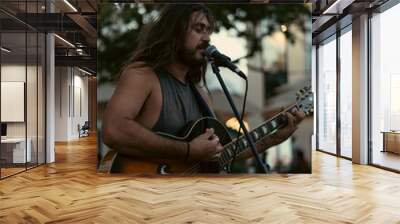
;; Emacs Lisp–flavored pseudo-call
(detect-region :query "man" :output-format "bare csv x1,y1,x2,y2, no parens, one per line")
102,4,304,171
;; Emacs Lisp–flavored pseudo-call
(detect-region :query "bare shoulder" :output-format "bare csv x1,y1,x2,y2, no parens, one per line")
118,61,158,86
106,62,160,119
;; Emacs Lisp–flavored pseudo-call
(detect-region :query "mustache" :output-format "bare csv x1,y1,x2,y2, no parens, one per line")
197,42,210,49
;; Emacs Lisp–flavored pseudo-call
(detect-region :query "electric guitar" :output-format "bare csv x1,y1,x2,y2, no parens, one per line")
98,86,313,175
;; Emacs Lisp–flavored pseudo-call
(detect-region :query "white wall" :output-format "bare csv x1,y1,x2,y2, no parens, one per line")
1,65,26,141
1,65,26,131
55,67,69,141
1,63,46,164
1,82,25,122
55,67,89,141
72,72,89,138
1,65,40,137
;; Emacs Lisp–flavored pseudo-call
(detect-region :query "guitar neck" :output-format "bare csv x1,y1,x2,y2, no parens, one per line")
217,103,299,167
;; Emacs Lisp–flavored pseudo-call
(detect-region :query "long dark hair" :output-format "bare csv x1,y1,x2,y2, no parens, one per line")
123,4,215,84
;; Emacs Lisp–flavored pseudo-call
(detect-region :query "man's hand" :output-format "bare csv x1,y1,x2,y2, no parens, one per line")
263,109,305,147
189,128,224,161
235,108,306,160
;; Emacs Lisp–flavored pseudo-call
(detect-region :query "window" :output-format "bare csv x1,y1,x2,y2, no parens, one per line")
371,2,400,171
339,27,352,158
317,35,337,154
0,1,46,179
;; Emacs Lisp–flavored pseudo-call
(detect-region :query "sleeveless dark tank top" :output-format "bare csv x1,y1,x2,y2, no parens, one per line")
152,69,212,136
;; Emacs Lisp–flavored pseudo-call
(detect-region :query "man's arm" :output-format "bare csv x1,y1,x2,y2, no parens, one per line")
102,65,223,161
195,87,305,161
102,65,188,159
235,110,305,160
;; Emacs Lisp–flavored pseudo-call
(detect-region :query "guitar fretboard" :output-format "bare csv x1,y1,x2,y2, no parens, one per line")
217,105,300,168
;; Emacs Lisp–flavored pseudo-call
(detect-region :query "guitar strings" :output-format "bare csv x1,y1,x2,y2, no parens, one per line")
182,88,312,175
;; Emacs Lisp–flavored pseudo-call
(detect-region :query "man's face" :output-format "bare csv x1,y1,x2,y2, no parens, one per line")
179,11,211,67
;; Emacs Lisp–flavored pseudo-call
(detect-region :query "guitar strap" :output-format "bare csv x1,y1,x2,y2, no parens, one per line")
191,85,233,173
190,85,216,118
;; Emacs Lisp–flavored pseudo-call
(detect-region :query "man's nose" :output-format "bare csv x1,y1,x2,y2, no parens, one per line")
202,33,210,42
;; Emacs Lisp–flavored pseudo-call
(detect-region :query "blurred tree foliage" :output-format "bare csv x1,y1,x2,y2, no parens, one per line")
98,2,310,84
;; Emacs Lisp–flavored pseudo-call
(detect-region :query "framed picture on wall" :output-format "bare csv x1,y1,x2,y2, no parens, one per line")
1,81,25,122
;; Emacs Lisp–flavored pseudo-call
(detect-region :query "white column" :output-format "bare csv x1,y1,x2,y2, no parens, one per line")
46,1,55,163
46,33,55,163
352,14,369,164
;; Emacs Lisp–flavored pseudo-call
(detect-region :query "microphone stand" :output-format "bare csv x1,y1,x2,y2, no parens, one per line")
210,61,269,174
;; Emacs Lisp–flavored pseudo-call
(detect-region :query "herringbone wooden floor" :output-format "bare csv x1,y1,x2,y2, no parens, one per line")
1,135,400,223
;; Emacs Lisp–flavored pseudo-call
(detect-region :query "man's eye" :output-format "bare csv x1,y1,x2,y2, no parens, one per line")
192,25,211,34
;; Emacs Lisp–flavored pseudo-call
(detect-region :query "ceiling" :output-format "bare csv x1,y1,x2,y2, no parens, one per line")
0,0,97,74
311,0,390,43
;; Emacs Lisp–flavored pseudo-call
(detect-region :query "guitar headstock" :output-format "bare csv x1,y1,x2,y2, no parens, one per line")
296,86,313,116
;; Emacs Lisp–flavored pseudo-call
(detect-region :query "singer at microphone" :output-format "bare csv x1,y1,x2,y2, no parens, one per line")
205,45,247,80
102,4,305,174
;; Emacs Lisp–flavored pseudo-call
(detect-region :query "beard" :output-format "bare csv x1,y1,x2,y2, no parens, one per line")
178,45,207,68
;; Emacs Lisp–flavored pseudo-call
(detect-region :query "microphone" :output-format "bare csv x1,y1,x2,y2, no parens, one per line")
205,45,247,80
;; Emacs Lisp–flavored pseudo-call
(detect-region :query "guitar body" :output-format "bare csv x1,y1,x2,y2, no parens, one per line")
99,117,233,175
98,86,314,175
